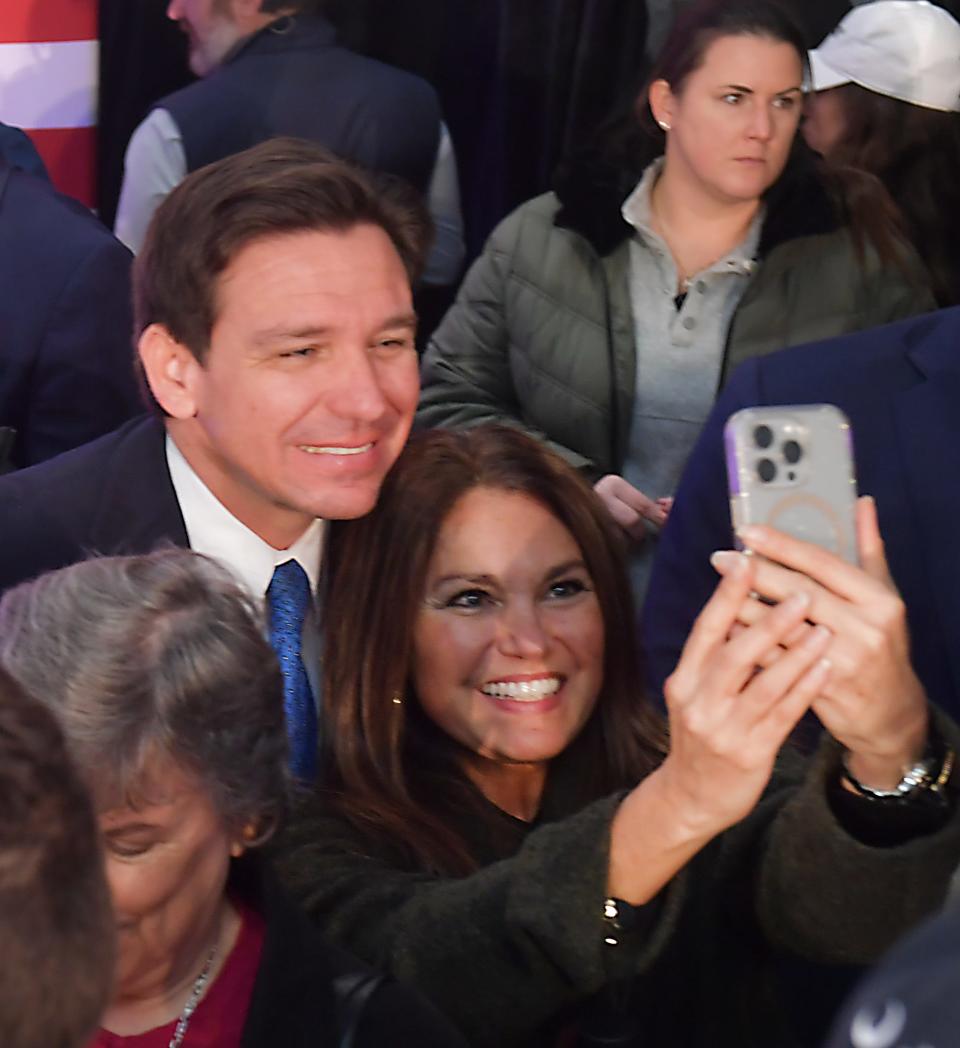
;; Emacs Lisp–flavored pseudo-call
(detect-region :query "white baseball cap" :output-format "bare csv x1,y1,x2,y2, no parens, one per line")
809,0,960,112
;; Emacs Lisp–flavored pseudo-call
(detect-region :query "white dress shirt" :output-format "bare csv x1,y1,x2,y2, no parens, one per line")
165,434,325,603
166,435,326,701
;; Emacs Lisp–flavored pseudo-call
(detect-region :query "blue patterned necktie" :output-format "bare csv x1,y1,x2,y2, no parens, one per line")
266,559,318,781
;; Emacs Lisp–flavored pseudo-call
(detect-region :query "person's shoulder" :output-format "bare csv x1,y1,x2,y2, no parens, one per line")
825,905,960,1048
0,417,158,540
751,307,954,391
328,41,439,104
488,192,567,249
0,124,48,180
513,191,563,223
0,432,117,594
4,417,150,482
1,168,128,256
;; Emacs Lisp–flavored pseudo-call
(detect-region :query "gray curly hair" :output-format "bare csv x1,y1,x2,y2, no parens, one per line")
0,549,289,842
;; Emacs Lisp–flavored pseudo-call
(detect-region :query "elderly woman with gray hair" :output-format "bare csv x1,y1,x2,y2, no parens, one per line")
0,549,465,1048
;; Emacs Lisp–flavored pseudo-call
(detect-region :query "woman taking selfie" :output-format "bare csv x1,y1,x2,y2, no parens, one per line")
280,427,960,1048
0,551,466,1048
418,0,932,596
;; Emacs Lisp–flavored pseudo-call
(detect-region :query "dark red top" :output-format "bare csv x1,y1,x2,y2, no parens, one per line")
90,902,266,1048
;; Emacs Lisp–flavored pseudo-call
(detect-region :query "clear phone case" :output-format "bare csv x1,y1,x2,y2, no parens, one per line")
724,404,859,565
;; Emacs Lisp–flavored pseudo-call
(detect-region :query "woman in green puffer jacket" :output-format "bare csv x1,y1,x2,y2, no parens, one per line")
418,0,934,599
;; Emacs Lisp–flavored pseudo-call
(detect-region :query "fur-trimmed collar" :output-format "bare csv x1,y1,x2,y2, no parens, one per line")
552,138,843,259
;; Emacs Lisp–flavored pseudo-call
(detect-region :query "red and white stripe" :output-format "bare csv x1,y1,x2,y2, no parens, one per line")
0,1,97,205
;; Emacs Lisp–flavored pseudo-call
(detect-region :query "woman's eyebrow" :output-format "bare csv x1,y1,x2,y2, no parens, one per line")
544,559,588,579
718,83,803,95
430,573,498,587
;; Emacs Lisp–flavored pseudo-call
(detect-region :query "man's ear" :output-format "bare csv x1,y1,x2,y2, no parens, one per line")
137,324,203,419
648,79,676,132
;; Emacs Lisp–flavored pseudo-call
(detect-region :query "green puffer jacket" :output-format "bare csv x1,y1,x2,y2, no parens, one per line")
418,152,934,480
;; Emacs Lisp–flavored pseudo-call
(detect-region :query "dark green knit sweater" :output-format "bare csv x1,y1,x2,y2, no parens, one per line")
276,715,960,1048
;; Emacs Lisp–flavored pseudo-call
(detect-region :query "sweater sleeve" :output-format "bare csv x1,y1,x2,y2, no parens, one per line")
417,204,598,475
276,793,685,1047
756,708,960,965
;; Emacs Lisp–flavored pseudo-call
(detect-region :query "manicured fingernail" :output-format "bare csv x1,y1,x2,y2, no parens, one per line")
806,625,832,647
783,592,810,613
710,550,746,574
737,525,763,546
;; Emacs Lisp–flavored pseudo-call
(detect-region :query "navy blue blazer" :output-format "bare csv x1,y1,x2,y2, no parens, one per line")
0,165,142,470
642,308,960,720
0,416,186,595
0,122,48,180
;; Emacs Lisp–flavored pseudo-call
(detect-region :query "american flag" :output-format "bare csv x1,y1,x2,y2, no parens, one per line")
0,0,97,205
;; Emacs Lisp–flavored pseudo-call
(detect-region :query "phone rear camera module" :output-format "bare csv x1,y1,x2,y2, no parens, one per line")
783,440,803,464
757,458,777,483
753,424,774,449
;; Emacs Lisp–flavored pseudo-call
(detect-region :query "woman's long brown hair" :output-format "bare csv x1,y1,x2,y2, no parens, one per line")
821,84,960,307
320,427,666,875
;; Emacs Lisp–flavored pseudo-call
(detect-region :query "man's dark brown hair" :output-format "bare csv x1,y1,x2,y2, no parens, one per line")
133,136,432,361
0,665,114,1048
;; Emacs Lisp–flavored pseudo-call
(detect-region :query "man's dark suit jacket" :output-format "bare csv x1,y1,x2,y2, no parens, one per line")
0,165,142,470
0,416,185,594
642,307,960,721
0,122,48,180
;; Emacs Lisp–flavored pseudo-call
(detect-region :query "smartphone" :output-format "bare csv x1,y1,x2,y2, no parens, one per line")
724,404,859,565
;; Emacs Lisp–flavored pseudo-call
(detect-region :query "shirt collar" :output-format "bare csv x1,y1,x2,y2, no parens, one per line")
165,434,324,602
621,158,765,275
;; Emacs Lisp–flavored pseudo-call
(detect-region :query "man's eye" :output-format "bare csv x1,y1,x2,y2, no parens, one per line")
376,337,413,352
280,347,315,359
547,578,589,600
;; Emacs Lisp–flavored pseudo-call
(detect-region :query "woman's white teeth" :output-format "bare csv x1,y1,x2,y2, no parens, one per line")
481,677,561,700
300,443,373,456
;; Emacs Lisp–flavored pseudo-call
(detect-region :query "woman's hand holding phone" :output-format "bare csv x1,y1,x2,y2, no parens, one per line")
608,556,831,904
657,553,833,834
712,496,929,789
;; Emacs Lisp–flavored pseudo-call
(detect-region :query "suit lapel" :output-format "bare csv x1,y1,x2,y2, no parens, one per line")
87,416,189,555
891,328,960,706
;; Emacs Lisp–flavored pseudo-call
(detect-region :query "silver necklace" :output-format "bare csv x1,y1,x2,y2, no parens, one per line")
167,943,218,1048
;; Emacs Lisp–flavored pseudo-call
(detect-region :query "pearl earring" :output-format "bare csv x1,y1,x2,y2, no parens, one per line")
391,692,403,706
657,119,671,131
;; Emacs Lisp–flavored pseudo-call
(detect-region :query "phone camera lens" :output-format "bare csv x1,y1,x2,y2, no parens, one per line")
757,458,777,483
753,425,773,449
783,440,802,464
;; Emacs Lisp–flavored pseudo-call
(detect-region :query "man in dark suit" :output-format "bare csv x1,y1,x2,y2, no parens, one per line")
0,138,430,778
641,307,960,721
0,162,141,471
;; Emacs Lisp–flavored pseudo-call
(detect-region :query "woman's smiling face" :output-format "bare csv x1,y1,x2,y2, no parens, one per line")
412,487,605,778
